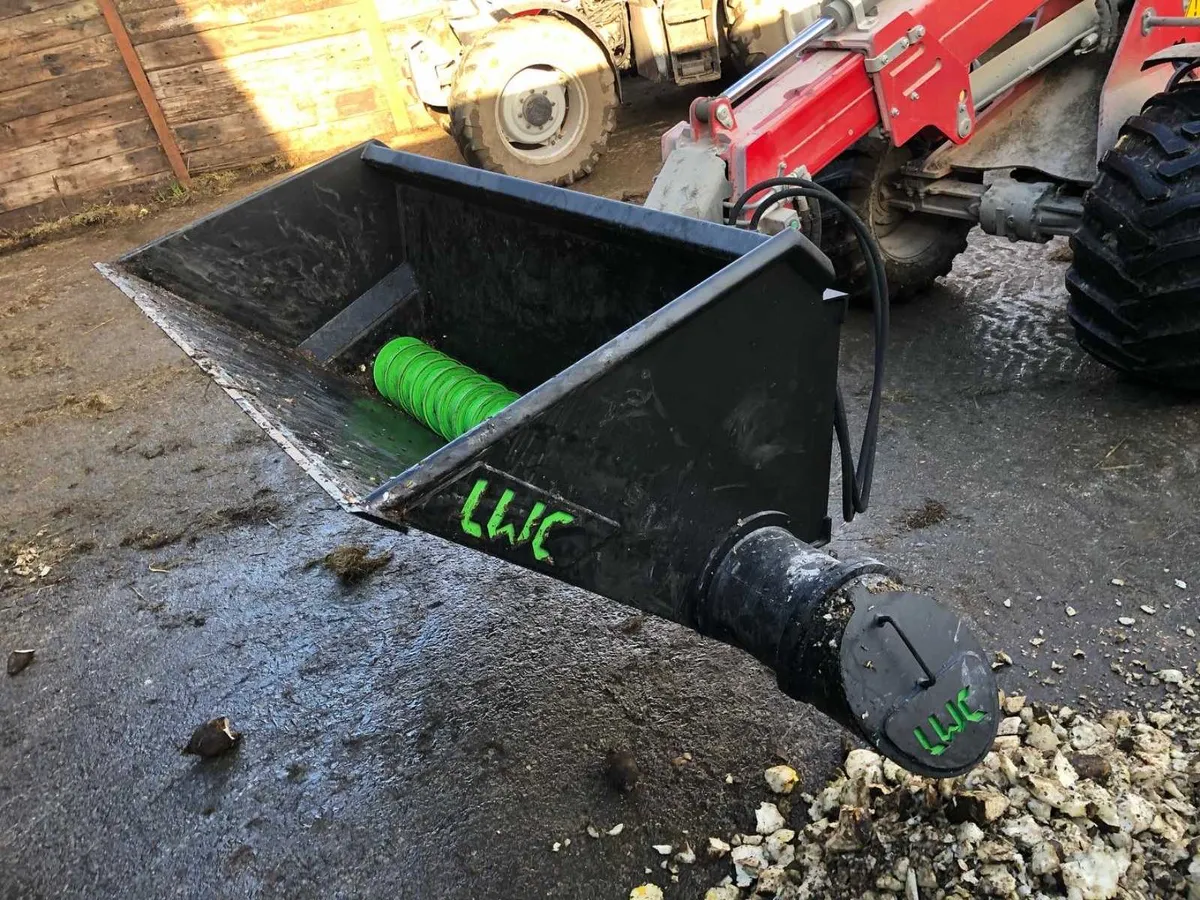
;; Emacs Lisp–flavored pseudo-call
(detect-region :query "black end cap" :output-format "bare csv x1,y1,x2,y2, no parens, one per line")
841,591,999,778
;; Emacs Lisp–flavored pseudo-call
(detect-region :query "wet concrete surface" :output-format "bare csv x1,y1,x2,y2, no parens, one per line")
3,85,1200,900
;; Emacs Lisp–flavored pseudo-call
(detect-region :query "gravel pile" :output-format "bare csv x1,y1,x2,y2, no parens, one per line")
634,670,1200,900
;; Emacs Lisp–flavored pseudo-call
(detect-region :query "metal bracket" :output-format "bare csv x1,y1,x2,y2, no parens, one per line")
842,0,878,31
956,94,972,138
864,24,925,73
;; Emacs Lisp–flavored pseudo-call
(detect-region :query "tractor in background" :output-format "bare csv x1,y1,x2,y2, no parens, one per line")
641,0,1200,387
402,0,822,184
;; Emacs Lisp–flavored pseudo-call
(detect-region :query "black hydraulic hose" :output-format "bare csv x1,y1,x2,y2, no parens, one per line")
729,177,888,522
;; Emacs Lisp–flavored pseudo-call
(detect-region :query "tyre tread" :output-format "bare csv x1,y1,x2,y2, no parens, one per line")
1068,82,1200,389
447,16,618,186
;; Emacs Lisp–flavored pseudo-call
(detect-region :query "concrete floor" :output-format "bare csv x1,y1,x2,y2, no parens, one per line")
2,83,1200,900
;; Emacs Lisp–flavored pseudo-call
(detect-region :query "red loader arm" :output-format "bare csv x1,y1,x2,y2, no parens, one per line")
662,0,1118,201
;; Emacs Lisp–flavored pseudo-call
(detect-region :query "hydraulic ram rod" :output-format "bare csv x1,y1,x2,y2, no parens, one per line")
724,16,838,104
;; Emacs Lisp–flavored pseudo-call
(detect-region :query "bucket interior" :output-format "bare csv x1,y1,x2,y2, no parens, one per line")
105,144,769,507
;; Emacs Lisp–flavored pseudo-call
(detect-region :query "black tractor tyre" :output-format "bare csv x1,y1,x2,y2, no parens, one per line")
1067,83,1200,390
724,0,792,72
448,16,618,187
424,105,453,134
815,139,973,304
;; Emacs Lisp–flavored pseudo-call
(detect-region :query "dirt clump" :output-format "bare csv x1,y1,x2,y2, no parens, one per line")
183,717,241,758
311,545,392,583
1047,243,1074,263
605,747,641,794
120,528,186,551
61,392,116,413
1,530,76,587
900,498,951,530
205,495,281,529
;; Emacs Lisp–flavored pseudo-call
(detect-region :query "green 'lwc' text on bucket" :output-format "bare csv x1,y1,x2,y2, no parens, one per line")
459,478,575,563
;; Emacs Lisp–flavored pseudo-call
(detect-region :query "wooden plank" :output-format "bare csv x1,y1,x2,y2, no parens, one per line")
157,57,378,122
0,59,132,122
0,1,108,60
147,32,369,98
185,107,392,171
120,0,353,42
0,169,170,231
134,5,367,71
358,0,409,132
97,0,189,183
0,117,157,183
116,0,193,13
117,0,343,13
174,102,320,151
0,90,145,151
116,0,428,17
0,0,85,21
169,80,383,151
331,84,379,119
0,144,167,212
0,33,118,93
374,0,441,24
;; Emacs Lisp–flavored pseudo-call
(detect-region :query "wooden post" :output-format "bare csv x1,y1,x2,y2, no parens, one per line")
96,0,191,186
359,0,413,136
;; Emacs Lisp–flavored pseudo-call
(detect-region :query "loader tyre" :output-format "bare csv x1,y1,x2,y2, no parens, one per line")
1067,83,1200,390
724,0,821,72
816,139,972,303
724,0,789,71
423,105,452,134
448,15,618,186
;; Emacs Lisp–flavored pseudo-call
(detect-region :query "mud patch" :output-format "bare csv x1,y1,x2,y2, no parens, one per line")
205,495,282,529
1,328,64,380
1,391,118,437
899,498,950,530
309,544,393,583
138,439,191,460
157,611,206,629
1047,242,1074,263
1,530,81,590
225,429,267,450
120,527,186,551
0,286,49,320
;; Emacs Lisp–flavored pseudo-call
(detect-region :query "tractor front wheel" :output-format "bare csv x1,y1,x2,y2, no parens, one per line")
816,139,973,304
448,15,618,186
1067,83,1200,390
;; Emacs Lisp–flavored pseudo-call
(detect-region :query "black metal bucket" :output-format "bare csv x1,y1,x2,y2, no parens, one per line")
100,143,997,776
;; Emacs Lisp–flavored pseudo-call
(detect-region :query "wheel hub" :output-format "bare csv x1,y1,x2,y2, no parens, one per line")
522,93,555,129
499,67,569,146
492,66,576,157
